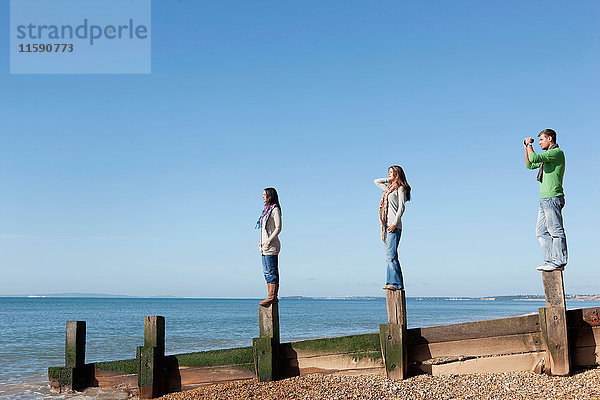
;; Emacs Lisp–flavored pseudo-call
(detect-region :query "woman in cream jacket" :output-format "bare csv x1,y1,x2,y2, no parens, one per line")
256,187,282,306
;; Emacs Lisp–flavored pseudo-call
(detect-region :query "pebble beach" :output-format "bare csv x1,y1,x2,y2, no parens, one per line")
158,368,600,400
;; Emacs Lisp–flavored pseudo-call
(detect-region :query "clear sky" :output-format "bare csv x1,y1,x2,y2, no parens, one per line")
1,1,599,298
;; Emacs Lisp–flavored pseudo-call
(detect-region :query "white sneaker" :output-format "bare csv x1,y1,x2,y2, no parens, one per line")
536,264,564,272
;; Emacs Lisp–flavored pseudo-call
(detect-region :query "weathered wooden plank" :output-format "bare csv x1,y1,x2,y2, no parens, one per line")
290,353,383,371
570,326,600,348
379,323,406,379
567,307,600,328
177,365,255,386
572,346,600,367
279,346,381,360
415,352,545,375
567,310,599,369
409,332,545,362
407,314,541,345
281,333,380,359
569,325,599,366
539,307,570,376
94,371,137,389
94,366,255,392
327,367,384,376
386,290,407,326
259,303,279,342
542,270,566,308
91,361,382,390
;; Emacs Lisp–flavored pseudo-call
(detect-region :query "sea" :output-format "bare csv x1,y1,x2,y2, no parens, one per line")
1,296,599,399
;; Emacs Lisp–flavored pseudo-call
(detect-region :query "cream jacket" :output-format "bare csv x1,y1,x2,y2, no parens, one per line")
260,207,282,255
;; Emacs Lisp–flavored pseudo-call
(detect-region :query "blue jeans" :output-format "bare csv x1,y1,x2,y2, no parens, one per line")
261,255,279,284
536,196,568,267
385,227,404,289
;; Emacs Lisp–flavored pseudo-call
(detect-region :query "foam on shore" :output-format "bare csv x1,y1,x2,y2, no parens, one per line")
0,380,132,400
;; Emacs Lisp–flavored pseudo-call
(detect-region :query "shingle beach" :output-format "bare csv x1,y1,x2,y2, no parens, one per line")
158,368,600,400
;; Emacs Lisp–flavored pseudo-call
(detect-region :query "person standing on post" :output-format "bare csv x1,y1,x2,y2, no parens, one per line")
256,188,282,306
524,129,567,272
374,166,411,291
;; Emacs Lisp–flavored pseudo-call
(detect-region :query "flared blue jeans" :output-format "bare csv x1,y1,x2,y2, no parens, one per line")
385,227,404,289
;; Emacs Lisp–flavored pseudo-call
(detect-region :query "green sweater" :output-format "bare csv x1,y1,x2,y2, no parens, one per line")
526,147,565,198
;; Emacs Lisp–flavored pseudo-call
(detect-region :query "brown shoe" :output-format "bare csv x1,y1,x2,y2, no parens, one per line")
259,283,279,306
382,285,397,291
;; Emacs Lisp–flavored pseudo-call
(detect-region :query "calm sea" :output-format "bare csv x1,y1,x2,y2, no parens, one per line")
1,297,599,399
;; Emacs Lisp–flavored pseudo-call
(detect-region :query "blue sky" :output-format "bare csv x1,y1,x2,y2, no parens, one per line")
1,1,599,297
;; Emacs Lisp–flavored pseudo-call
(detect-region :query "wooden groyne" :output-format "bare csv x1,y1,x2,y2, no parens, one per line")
48,271,600,398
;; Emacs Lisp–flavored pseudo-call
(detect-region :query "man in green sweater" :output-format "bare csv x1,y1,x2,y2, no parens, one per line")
524,129,567,272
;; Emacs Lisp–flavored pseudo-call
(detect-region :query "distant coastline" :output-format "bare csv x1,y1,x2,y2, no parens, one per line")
1,293,599,301
0,293,176,298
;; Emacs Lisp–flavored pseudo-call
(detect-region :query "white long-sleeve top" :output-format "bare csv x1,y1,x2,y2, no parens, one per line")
374,178,407,229
260,207,282,255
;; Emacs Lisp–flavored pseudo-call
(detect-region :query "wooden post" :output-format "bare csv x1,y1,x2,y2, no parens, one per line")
542,270,566,308
137,316,166,398
386,289,407,326
539,270,570,376
65,321,86,368
144,316,166,356
253,303,280,381
259,303,280,342
51,321,93,392
379,290,407,379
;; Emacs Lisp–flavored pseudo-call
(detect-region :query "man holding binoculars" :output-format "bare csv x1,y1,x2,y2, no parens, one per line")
523,129,567,272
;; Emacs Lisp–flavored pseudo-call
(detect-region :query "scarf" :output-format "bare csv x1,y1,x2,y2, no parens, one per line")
256,204,276,229
536,143,559,183
378,181,399,242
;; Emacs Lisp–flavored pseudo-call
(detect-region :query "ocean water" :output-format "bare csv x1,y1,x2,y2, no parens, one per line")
1,297,599,399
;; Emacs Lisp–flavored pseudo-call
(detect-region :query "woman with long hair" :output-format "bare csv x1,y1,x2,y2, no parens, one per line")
374,166,411,291
256,187,282,306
